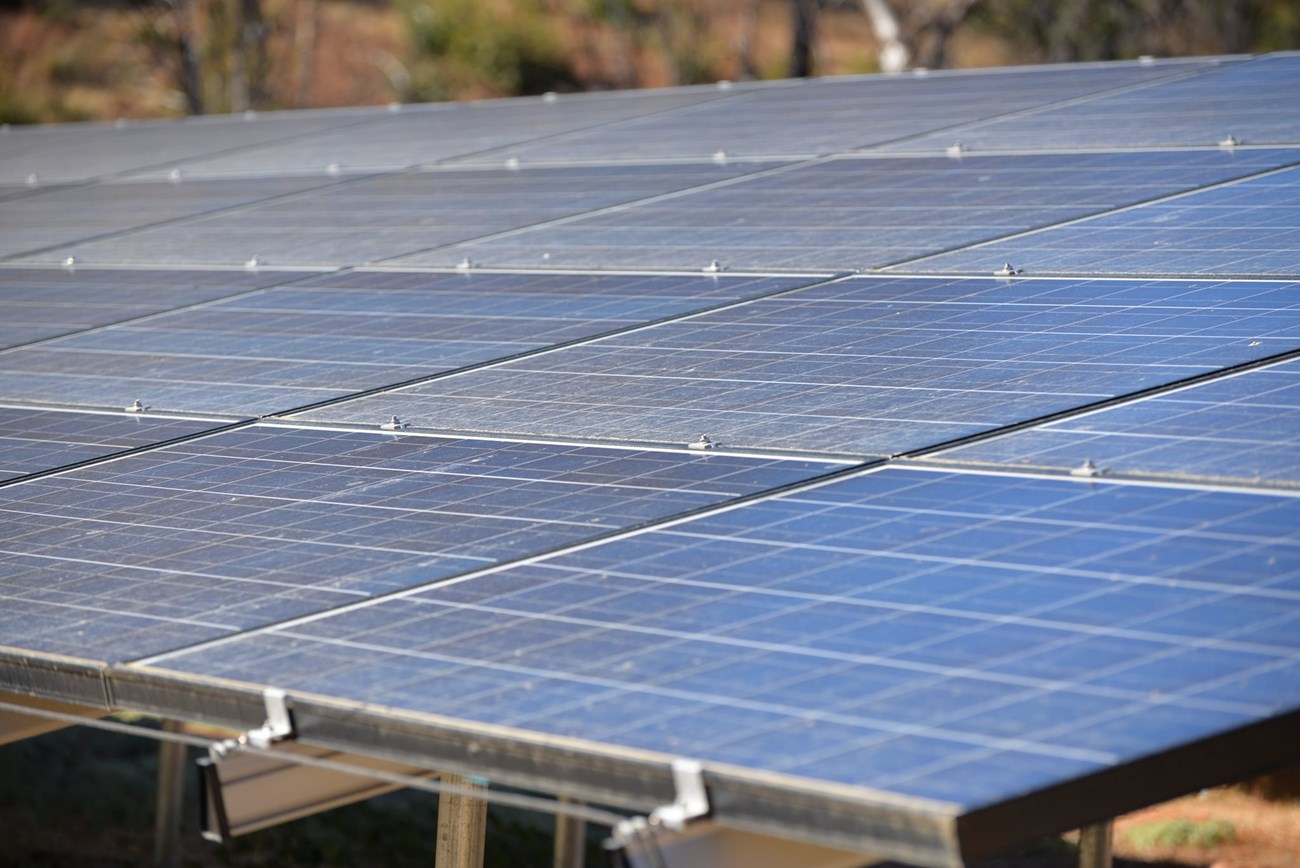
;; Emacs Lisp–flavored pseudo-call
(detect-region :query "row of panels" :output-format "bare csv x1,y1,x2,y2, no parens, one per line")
4,434,1296,851
1,54,1263,187
5,149,1298,272
1,270,1296,472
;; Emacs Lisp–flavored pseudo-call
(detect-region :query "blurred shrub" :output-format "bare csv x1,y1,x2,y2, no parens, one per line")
398,0,577,101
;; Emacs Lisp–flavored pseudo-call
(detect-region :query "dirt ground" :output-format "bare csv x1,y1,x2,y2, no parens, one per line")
1111,786,1300,868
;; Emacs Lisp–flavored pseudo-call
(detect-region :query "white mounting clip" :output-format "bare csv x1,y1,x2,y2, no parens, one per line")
612,759,710,848
209,688,296,761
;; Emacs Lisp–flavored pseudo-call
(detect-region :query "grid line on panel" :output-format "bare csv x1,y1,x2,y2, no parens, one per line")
875,156,1300,273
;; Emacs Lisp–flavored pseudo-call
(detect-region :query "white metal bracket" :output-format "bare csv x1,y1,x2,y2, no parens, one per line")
611,758,711,856
209,688,296,761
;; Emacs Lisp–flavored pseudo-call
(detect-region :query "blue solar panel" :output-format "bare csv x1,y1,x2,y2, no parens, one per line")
296,275,1300,456
13,163,781,268
144,466,1300,810
405,149,1300,271
923,358,1300,487
451,57,1220,165
0,405,226,482
0,270,815,416
0,423,841,660
0,176,345,260
884,54,1300,153
140,89,733,179
0,267,316,350
0,110,366,185
895,165,1300,276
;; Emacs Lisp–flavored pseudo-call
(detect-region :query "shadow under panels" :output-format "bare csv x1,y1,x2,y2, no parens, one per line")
136,464,1300,863
0,267,317,350
296,274,1300,457
896,163,1300,277
449,55,1224,165
884,53,1300,154
11,162,778,268
0,269,818,419
922,357,1300,489
411,149,1300,272
0,423,841,665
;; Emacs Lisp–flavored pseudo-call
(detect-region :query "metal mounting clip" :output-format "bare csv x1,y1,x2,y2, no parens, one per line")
209,688,296,761
612,759,710,847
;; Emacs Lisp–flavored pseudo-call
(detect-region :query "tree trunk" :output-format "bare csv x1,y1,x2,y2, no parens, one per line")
174,0,204,114
789,0,817,78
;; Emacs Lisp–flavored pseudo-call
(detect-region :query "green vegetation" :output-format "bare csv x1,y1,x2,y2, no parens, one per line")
1125,817,1238,850
398,0,577,101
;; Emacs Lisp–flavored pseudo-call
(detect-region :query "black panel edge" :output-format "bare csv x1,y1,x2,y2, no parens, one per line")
0,648,111,707
105,666,961,866
957,707,1300,862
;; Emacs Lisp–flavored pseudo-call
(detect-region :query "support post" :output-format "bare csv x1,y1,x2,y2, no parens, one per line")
436,774,488,868
1078,820,1113,868
153,720,187,868
553,797,587,868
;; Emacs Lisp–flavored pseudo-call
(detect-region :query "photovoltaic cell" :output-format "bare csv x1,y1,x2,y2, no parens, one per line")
922,358,1300,487
296,275,1300,456
0,267,316,350
0,176,345,260
883,54,1300,153
14,163,780,268
450,57,1224,165
892,165,1300,276
0,406,228,482
0,270,814,416
409,150,1300,272
0,424,841,661
145,466,1300,811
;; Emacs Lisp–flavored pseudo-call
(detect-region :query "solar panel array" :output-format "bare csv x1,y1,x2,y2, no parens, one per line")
2,53,1299,867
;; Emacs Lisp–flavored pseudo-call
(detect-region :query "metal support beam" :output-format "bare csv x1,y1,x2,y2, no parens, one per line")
553,797,587,868
153,720,187,868
1078,820,1113,868
436,774,488,868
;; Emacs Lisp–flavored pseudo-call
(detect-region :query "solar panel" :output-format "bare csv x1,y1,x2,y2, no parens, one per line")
0,110,372,185
892,164,1300,276
0,423,842,661
2,52,1300,868
0,267,318,350
883,54,1300,153
12,163,782,268
450,57,1226,165
294,275,1300,456
138,465,1300,856
920,357,1300,487
406,150,1300,271
0,270,818,416
0,176,346,260
131,89,739,180
0,405,228,482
